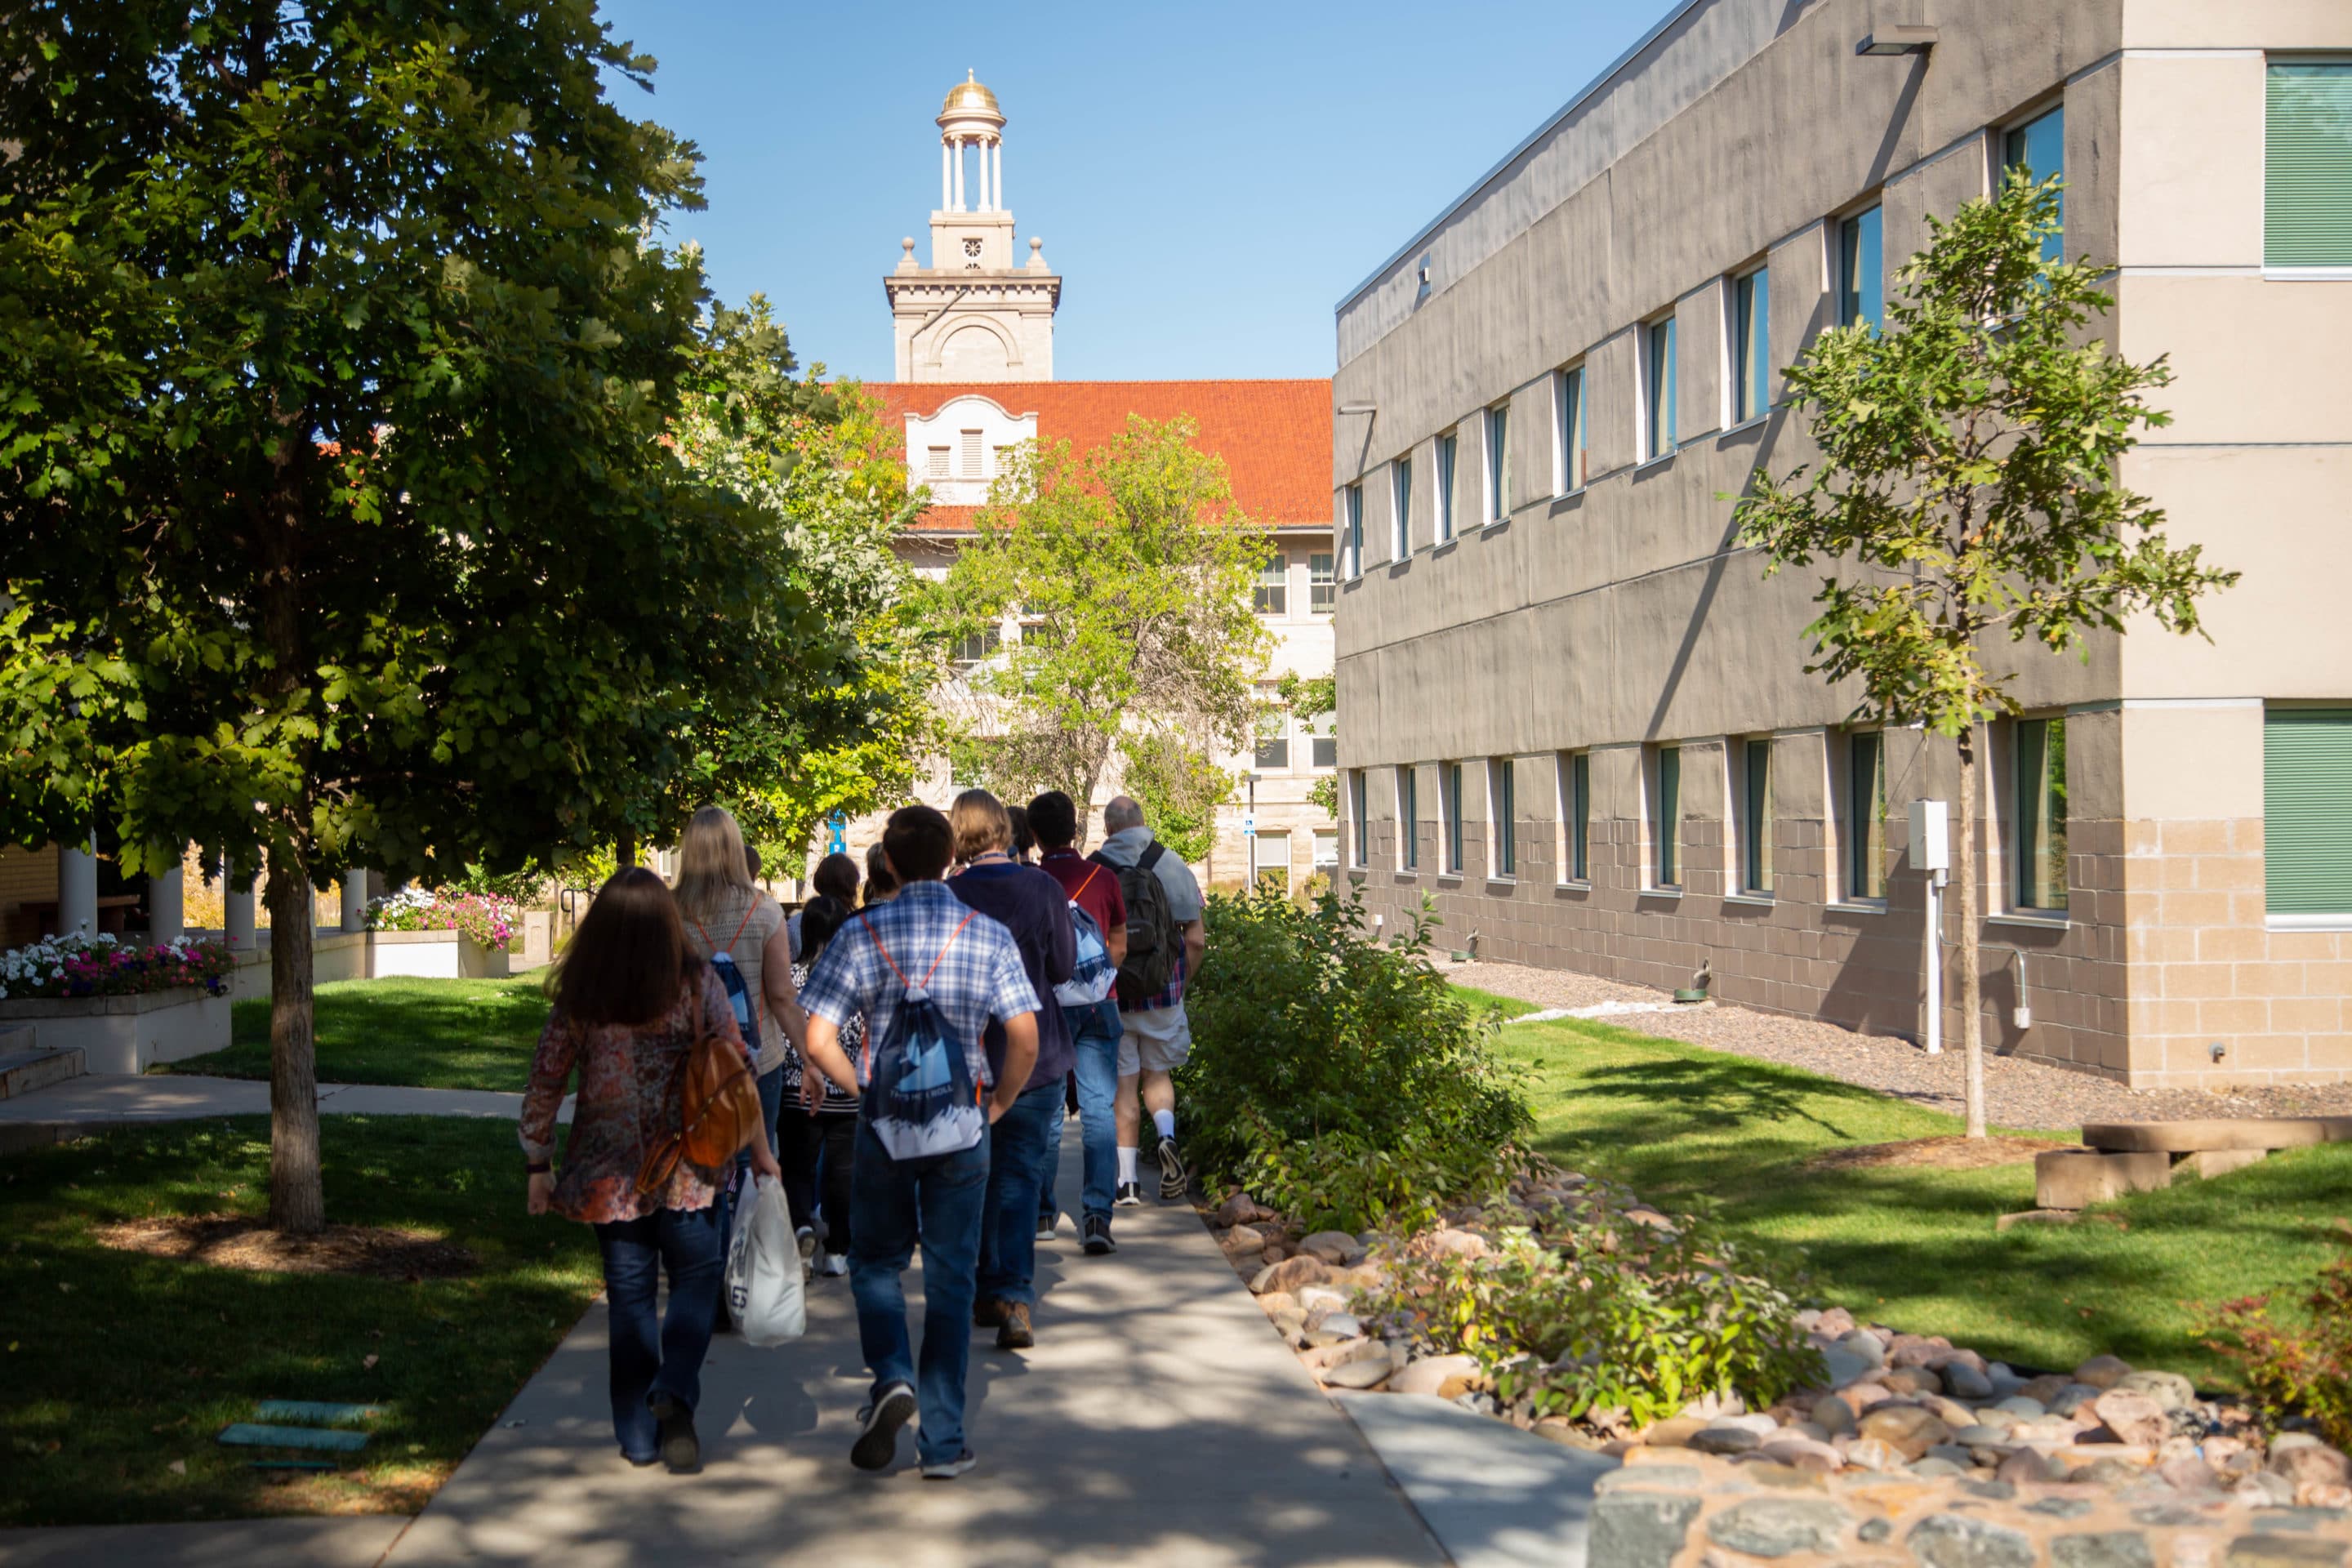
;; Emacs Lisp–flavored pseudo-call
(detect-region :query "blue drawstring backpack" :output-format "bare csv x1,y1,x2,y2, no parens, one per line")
860,912,989,1160
693,907,762,1044
1052,865,1117,1008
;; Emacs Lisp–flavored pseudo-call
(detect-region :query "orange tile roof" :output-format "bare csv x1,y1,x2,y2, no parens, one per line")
867,379,1331,533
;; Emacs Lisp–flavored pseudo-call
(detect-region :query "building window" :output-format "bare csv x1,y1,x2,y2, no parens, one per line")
1642,314,1677,460
2263,708,2352,917
927,445,951,479
2003,105,2065,262
1254,553,1288,616
1310,712,1337,768
1436,431,1458,542
2268,65,2352,270
1844,729,1888,901
1650,744,1681,889
1839,205,1884,328
1309,551,1336,614
1253,831,1292,894
1392,457,1412,560
951,626,1001,668
1343,486,1362,581
1733,267,1770,424
1254,713,1290,770
1443,761,1466,875
960,429,983,477
1564,751,1590,882
2014,715,2069,912
1350,770,1370,866
1557,364,1588,492
1399,767,1419,871
1312,830,1339,872
1738,736,1772,894
1484,403,1509,523
1490,757,1516,878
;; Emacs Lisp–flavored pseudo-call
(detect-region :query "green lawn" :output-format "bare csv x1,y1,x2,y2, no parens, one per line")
164,977,550,1092
0,1116,602,1526
1498,1013,2352,1387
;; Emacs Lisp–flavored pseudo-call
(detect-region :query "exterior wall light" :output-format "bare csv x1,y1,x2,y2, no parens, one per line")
1855,24,1937,56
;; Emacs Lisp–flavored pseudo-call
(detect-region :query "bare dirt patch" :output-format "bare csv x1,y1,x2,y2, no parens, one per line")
1802,1134,2072,1173
92,1214,475,1280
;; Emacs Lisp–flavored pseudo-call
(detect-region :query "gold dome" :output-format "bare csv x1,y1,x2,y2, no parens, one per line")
938,70,1004,125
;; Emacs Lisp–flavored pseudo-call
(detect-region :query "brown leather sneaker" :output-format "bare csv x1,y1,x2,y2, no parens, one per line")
995,1301,1034,1351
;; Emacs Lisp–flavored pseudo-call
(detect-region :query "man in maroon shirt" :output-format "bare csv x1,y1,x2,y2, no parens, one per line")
1028,791,1129,1254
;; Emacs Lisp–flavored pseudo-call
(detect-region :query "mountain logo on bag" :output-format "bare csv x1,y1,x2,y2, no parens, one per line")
860,912,989,1160
1053,866,1117,1008
694,907,761,1042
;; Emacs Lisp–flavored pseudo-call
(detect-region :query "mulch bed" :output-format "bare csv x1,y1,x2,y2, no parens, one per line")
92,1214,476,1280
1802,1134,2074,1173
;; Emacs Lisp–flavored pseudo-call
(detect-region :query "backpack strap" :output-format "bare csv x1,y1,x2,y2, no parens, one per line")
862,910,977,992
690,904,760,957
1138,841,1167,872
1072,865,1102,902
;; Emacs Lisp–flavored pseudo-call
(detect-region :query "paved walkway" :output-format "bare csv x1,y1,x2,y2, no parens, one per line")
0,1075,564,1152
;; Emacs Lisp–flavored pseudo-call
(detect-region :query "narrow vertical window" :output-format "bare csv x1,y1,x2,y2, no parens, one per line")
1392,457,1412,560
1309,551,1336,614
1734,268,1770,424
1254,553,1288,616
1839,206,1884,328
2002,105,2065,261
1485,403,1509,522
1557,365,1588,492
1742,737,1773,893
1846,730,1887,900
1568,752,1591,882
1445,761,1466,874
1436,431,1458,541
960,429,984,476
1644,315,1677,459
2015,716,2069,911
1401,768,1419,871
1653,745,1681,888
2266,64,2352,270
1343,486,1362,581
1490,758,1517,878
1350,770,1369,866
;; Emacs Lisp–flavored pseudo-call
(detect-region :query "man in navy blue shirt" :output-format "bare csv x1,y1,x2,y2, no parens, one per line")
946,789,1075,1353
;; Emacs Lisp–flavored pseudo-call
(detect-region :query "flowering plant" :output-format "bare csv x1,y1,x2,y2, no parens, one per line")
364,888,518,951
0,932,235,1001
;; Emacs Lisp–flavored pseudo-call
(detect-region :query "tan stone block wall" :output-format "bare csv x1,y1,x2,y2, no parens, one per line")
0,845,60,947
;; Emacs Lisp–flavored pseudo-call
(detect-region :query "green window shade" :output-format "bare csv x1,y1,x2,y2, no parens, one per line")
1446,762,1465,873
1570,752,1590,881
1655,746,1681,887
1743,737,1772,893
2015,716,2069,911
2265,710,2352,915
1848,731,1886,900
2268,65,2352,269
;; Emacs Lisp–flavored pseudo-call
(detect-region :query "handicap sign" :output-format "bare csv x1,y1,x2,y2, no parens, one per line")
826,813,848,855
1241,813,1256,836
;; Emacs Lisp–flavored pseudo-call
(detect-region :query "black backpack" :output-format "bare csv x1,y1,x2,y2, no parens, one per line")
1092,841,1180,1005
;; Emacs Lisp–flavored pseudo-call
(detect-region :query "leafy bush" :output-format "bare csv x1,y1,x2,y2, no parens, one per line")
364,888,519,951
1372,1210,1821,1431
1178,887,1530,1232
2206,1222,2352,1448
0,933,234,1000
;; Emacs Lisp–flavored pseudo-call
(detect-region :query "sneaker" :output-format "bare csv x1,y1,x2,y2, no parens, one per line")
1082,1214,1116,1255
795,1226,817,1262
920,1449,978,1480
971,1296,1006,1329
1036,1213,1058,1242
1113,1181,1143,1208
816,1250,849,1278
995,1301,1034,1352
646,1391,700,1474
850,1381,916,1472
1157,1138,1189,1200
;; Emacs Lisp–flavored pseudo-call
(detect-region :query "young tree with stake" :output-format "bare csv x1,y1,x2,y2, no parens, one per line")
1732,173,2236,1137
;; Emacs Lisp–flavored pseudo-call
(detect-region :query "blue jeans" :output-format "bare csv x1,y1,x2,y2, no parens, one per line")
715,1063,788,1257
1044,1004,1121,1223
978,1080,1062,1310
594,1204,725,1463
848,1120,991,1467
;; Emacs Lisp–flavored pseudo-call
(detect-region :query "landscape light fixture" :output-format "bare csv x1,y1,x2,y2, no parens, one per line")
1855,24,1936,56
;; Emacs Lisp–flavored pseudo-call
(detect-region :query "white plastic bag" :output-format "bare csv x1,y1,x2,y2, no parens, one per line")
724,1175,806,1346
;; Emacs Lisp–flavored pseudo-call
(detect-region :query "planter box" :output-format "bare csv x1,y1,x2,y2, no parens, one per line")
367,929,510,981
0,988,229,1075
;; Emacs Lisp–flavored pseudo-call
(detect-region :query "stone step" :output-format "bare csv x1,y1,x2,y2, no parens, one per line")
0,1042,84,1101
2082,1117,2352,1154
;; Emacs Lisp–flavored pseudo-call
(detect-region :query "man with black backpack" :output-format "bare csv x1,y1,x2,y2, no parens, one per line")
1091,795,1207,1205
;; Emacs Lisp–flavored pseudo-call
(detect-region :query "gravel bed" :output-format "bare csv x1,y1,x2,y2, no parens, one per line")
1446,957,2352,1132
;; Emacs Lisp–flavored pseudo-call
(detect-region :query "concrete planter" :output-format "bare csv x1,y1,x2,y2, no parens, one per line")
0,987,230,1075
367,929,510,981
217,930,367,1002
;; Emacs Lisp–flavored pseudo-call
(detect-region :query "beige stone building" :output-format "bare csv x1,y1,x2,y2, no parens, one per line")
1330,0,2352,1087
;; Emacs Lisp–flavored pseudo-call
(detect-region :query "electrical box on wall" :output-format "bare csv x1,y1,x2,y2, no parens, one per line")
1909,800,1950,873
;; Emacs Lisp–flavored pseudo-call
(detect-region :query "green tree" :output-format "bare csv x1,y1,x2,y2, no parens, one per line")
0,2,828,1229
1732,172,2236,1137
1277,671,1338,817
937,415,1271,838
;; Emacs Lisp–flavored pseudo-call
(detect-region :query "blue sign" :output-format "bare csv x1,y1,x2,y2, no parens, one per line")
826,812,848,855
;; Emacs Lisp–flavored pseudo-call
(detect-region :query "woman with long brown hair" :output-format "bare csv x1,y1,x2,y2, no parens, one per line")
520,866,782,1474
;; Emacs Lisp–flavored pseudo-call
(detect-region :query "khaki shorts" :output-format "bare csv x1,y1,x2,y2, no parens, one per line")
1117,1004,1192,1076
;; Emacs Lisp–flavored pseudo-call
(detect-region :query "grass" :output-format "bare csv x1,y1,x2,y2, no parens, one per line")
1496,1011,2352,1388
1453,983,1543,1020
163,977,551,1092
0,1115,603,1526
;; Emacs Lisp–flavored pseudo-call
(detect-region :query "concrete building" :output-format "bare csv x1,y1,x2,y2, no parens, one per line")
856,77,1337,888
1330,0,2352,1087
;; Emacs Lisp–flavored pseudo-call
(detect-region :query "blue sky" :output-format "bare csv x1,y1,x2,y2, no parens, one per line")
595,1,1663,384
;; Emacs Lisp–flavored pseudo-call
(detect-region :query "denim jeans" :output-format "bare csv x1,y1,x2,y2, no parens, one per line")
976,1080,1062,1310
716,1062,788,1252
594,1203,725,1463
848,1120,991,1467
1060,1004,1123,1221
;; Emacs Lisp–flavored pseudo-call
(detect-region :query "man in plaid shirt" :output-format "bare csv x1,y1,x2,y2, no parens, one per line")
799,805,1040,1481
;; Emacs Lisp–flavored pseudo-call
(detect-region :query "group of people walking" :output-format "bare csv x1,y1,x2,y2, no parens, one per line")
517,790,1208,1480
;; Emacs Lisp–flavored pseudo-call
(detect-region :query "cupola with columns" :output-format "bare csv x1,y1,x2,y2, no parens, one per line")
884,71,1059,382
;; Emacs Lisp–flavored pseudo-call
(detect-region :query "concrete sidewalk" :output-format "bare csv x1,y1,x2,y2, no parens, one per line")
0,1074,565,1151
385,1140,1447,1568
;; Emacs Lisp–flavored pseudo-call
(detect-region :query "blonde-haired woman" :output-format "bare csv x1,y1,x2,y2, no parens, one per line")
675,806,814,1259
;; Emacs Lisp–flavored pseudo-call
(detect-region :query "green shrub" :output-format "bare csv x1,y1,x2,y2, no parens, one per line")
1178,887,1530,1232
1373,1211,1822,1430
2205,1222,2352,1448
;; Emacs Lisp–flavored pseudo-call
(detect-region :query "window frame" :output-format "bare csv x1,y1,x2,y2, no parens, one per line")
2011,715,2070,913
1646,743,1682,890
1484,402,1510,524
1641,313,1677,461
1342,485,1363,581
2265,61,2352,273
1555,363,1588,494
1254,710,1290,772
1838,204,1885,329
1561,751,1592,884
1392,457,1413,562
1252,830,1292,894
1443,760,1466,875
1734,734,1773,896
1398,766,1420,872
1839,728,1889,904
1308,550,1336,614
2002,104,2065,265
1350,769,1370,867
1731,265,1771,425
2265,707,2352,921
1436,430,1459,542
1254,551,1289,617
1489,756,1517,880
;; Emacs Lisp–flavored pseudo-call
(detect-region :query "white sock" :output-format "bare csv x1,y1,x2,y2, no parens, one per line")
1117,1147,1138,1183
1152,1109,1176,1143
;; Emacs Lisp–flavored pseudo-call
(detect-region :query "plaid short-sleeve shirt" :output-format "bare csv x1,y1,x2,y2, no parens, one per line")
796,881,1040,1094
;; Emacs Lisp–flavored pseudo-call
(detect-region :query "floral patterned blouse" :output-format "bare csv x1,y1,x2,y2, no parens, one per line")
519,968,750,1225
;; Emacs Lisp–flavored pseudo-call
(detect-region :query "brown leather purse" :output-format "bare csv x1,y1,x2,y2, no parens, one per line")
635,982,763,1195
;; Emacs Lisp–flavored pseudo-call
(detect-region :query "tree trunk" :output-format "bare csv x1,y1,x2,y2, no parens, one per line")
265,850,325,1233
1956,724,1986,1138
617,829,637,873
